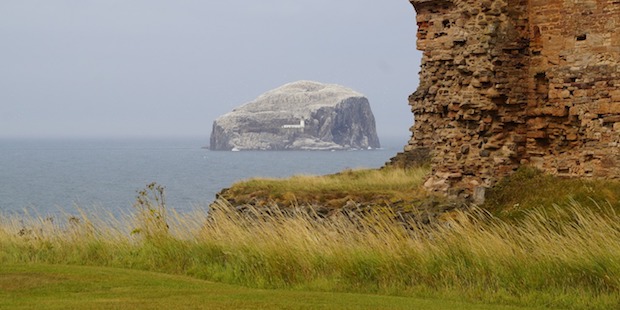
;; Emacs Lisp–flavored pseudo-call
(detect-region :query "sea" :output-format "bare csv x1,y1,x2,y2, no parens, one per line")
0,137,407,217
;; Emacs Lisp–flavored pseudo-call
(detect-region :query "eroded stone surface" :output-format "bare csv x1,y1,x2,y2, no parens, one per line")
389,0,620,202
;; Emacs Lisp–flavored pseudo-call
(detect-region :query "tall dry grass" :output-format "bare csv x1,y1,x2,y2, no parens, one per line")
2,195,620,309
0,202,620,309
200,200,620,307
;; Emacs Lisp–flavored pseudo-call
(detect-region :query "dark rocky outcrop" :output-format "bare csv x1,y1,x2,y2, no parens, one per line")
209,80,380,151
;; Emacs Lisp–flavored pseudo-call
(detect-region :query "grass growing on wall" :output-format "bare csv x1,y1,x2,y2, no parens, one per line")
483,166,620,220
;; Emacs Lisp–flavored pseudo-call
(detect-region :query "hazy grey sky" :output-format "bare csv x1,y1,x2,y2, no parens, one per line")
0,0,421,140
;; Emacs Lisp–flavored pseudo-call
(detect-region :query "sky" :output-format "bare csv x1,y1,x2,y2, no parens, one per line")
0,0,421,141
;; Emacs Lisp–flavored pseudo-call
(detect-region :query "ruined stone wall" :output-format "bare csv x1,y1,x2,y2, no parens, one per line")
390,0,620,202
527,0,620,178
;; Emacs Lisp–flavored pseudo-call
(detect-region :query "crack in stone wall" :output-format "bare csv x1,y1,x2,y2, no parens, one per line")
389,0,620,203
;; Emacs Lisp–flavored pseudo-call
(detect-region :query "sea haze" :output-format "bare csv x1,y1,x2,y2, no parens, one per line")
0,137,406,217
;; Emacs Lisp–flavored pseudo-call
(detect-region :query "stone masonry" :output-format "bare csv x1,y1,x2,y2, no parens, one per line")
389,0,620,202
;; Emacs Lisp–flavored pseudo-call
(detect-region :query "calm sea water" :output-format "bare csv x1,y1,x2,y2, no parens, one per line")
0,137,406,216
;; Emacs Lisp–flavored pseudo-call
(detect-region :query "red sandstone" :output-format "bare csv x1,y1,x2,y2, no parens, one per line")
390,0,620,203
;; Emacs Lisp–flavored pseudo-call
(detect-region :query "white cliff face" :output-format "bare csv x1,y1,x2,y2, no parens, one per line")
210,80,380,151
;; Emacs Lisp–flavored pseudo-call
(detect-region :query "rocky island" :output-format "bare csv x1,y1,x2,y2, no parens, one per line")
209,80,380,151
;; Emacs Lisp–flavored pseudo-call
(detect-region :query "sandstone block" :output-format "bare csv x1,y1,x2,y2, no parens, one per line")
527,130,547,139
598,103,620,115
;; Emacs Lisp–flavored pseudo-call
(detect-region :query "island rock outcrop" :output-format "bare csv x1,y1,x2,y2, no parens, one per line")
210,81,381,151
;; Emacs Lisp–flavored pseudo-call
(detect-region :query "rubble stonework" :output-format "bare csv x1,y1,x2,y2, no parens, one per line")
390,0,620,202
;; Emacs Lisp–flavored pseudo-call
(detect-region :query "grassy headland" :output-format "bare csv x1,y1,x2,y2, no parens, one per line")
219,167,432,209
1,167,620,309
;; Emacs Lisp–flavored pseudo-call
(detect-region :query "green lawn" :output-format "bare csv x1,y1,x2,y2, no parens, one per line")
0,264,539,310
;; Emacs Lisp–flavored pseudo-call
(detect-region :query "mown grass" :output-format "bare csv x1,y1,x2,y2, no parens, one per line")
2,167,620,309
3,264,528,310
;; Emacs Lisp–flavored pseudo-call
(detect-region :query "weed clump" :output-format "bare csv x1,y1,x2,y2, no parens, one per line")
132,182,169,241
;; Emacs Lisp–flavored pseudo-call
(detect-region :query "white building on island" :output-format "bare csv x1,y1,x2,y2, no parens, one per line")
282,119,305,129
